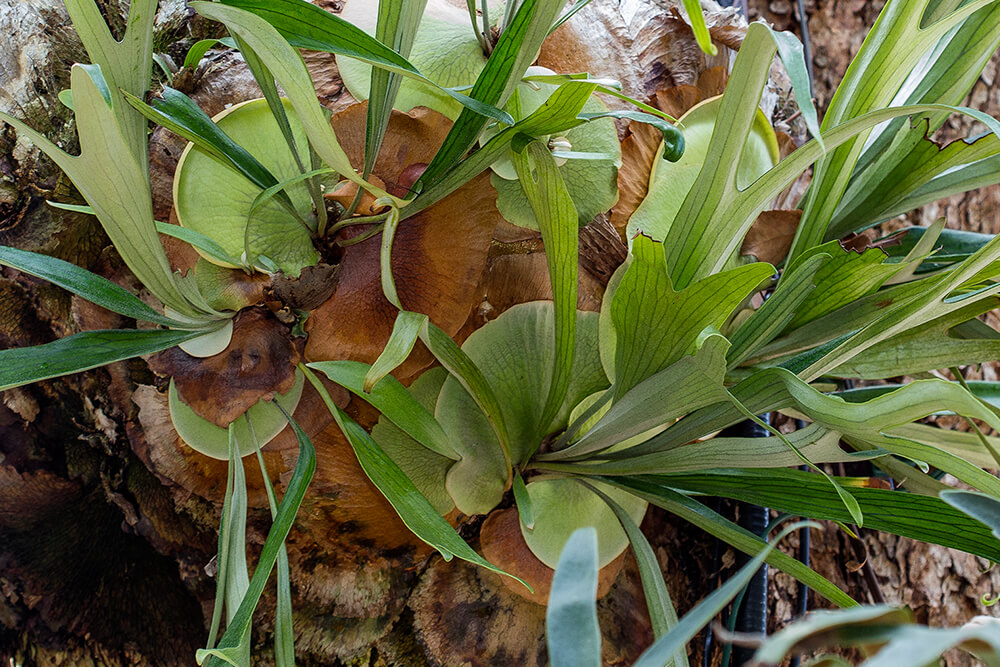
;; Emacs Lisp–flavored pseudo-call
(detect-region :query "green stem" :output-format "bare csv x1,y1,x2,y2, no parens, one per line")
480,0,492,48
310,145,329,237
466,0,491,55
336,223,385,247
327,211,391,235
341,186,365,221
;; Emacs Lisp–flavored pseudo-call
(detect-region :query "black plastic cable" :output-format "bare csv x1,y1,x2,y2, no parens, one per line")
788,468,811,667
788,6,817,660
717,417,771,666
795,0,815,99
717,0,750,17
703,497,724,667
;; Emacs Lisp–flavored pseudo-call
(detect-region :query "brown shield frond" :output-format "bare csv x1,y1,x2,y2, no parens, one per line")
305,104,501,379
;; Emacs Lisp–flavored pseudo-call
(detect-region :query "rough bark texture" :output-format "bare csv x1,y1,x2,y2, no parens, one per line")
3,1,1000,666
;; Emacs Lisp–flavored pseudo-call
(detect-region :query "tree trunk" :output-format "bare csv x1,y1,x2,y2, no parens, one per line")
3,1,998,666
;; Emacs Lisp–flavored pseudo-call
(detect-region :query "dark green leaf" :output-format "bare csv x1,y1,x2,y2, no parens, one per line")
884,225,996,273
609,235,771,399
154,222,244,268
191,1,399,205
0,328,210,392
765,27,822,147
512,140,579,429
609,479,855,608
0,245,196,328
662,23,778,289
420,319,513,465
405,80,599,218
1,66,201,317
588,484,683,654
550,334,729,461
679,0,717,56
728,254,827,367
366,0,428,176
647,469,1000,563
832,119,1000,236
363,310,426,392
578,109,684,162
183,38,232,69
64,0,157,164
124,87,295,212
941,489,1000,540
831,298,1000,379
232,32,327,232
418,0,567,188
788,0,998,262
249,440,293,667
550,424,872,476
513,470,535,529
308,359,456,459
783,241,902,330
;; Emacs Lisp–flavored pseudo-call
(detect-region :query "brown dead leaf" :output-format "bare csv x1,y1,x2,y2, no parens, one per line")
148,307,300,427
306,104,501,379
610,121,662,240
741,210,802,265
697,66,729,99
132,377,336,505
290,410,435,555
776,130,798,160
655,84,701,120
839,230,905,254
861,476,894,490
708,18,747,51
268,262,339,311
478,507,624,606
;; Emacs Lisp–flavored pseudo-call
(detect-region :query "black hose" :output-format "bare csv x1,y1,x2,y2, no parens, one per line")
789,460,812,667
789,1,817,654
795,0,816,99
718,418,771,666
703,497,724,667
716,0,750,17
